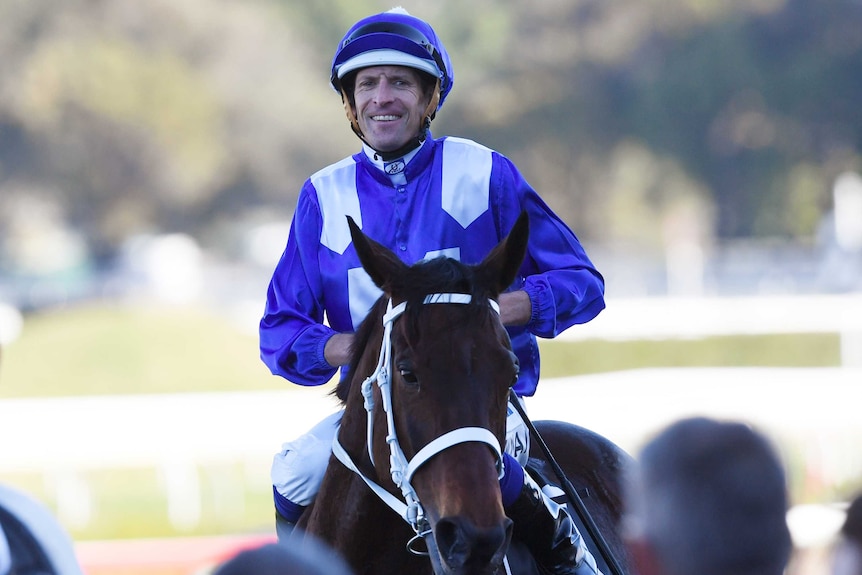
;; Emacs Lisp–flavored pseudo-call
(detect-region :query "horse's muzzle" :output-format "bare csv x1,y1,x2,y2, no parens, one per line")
427,515,513,575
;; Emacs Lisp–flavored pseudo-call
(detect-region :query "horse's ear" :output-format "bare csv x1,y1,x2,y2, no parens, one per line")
347,216,408,290
479,210,529,294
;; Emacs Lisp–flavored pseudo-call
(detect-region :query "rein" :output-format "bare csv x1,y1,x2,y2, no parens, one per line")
332,293,504,550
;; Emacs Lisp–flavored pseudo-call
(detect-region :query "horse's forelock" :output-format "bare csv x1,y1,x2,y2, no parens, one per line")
408,257,492,298
398,257,492,337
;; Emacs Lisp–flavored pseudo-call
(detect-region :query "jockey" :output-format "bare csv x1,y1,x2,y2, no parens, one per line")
260,8,606,575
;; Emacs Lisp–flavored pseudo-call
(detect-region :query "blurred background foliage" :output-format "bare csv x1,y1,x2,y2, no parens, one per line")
1,0,860,275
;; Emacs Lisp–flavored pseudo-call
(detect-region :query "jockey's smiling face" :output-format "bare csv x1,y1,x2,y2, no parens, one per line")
352,65,432,153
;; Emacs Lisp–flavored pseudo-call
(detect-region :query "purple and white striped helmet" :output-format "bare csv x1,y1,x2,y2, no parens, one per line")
330,8,454,111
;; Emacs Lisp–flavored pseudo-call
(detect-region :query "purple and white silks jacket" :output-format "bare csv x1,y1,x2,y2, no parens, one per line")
259,135,605,397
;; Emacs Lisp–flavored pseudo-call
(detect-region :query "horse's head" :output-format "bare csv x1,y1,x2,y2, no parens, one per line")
338,212,529,575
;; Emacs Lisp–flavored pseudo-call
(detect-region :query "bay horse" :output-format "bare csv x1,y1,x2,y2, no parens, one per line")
297,212,631,575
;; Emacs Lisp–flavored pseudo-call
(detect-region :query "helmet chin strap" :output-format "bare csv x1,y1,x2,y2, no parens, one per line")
342,79,441,161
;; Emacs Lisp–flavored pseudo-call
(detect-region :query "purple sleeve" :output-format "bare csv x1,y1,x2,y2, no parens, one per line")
259,186,339,386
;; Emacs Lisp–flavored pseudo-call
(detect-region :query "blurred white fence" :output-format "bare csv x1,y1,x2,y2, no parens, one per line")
0,387,341,531
1,367,860,538
2,367,858,472
559,293,862,365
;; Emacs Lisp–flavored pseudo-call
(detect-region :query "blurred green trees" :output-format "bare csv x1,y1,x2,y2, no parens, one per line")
0,0,859,267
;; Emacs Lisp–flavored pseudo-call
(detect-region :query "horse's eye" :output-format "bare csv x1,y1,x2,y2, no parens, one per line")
509,351,520,382
399,369,418,385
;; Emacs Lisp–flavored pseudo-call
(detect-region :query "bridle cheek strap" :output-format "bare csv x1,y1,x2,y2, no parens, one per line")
339,293,504,535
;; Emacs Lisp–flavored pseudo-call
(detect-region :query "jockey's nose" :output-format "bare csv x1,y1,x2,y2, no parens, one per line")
369,75,400,105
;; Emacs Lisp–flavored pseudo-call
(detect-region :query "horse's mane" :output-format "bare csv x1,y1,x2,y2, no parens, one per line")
333,256,494,403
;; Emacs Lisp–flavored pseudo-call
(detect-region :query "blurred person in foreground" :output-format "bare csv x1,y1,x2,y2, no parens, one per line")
0,524,9,575
213,539,354,575
259,6,605,575
622,417,793,575
0,483,84,575
832,493,862,575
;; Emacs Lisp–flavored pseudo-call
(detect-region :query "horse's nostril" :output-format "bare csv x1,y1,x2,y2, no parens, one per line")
435,517,465,564
435,516,511,572
503,516,513,541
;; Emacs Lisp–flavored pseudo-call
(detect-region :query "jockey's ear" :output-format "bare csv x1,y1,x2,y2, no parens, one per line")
347,215,409,292
478,210,529,296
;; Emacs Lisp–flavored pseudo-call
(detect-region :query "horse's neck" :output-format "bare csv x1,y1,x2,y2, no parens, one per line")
304,386,385,529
